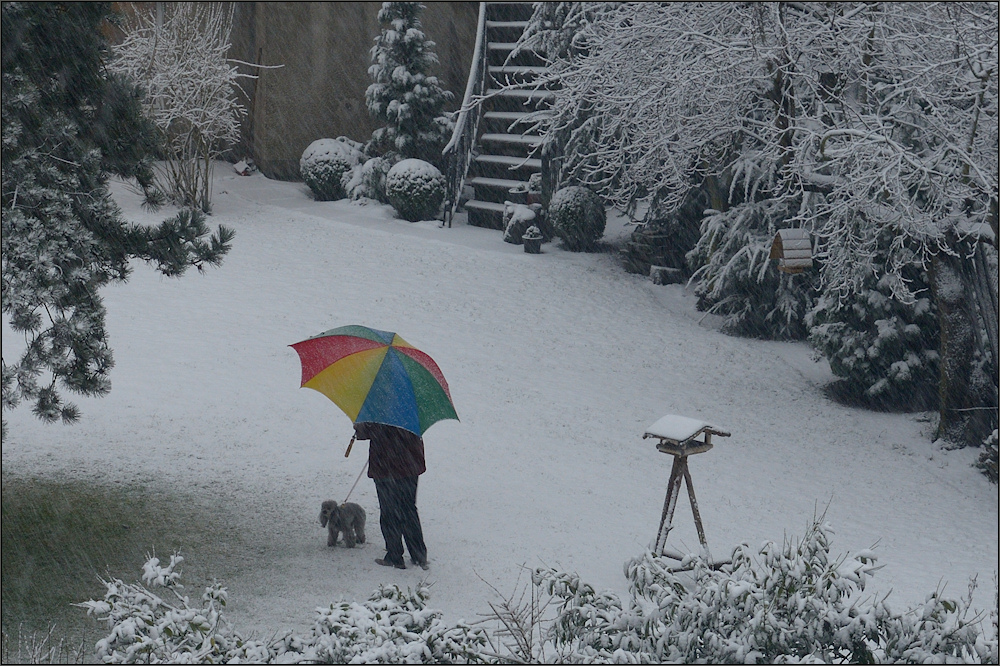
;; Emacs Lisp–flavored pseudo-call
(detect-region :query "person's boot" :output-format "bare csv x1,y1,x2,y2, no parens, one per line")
376,557,405,569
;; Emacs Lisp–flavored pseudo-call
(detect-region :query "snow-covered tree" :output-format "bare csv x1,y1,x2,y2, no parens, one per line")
807,256,940,407
109,2,253,213
517,2,998,443
2,2,234,434
366,2,454,169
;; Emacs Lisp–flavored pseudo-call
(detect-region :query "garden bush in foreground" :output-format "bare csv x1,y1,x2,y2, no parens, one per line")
78,519,997,663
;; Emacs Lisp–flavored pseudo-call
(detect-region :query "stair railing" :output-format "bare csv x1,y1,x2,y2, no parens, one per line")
442,1,488,227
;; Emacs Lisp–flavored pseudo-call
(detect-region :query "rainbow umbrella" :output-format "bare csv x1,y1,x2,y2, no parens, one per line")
290,325,458,436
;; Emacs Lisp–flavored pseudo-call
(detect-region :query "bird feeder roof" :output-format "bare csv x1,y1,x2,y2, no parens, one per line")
644,414,730,443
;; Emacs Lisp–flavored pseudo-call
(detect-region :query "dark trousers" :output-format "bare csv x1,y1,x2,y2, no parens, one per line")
374,476,427,565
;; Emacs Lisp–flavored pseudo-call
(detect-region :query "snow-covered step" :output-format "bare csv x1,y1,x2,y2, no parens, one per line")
463,200,507,213
488,88,555,101
487,42,519,51
488,65,548,75
485,20,530,29
483,111,534,122
469,176,527,191
474,154,543,169
480,133,543,146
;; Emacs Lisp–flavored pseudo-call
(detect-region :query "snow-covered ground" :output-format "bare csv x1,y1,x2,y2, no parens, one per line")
2,165,997,638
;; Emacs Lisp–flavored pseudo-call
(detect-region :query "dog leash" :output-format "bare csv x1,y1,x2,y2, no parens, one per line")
343,461,369,504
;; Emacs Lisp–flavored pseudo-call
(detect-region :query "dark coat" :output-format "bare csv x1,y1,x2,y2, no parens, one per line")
353,422,426,480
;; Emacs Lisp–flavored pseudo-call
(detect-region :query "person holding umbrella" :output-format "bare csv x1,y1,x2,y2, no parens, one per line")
290,325,458,572
353,422,428,570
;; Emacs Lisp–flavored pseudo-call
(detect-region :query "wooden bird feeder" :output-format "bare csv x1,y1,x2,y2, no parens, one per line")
643,414,731,569
769,228,812,274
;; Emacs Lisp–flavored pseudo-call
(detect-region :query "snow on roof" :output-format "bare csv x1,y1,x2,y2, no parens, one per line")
644,414,716,442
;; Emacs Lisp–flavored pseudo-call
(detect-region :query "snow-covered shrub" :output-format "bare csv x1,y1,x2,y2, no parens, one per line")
548,186,606,252
303,584,489,663
533,517,997,664
385,158,445,221
366,2,454,169
78,554,491,664
502,202,540,245
807,268,939,407
109,3,252,213
343,156,395,203
300,138,364,201
76,554,282,663
687,200,818,340
80,528,998,664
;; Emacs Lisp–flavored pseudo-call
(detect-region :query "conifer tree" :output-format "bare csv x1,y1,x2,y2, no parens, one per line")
1,2,234,435
365,2,454,168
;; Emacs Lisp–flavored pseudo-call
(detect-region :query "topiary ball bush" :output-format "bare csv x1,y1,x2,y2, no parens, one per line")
385,159,445,222
548,186,606,251
300,138,363,201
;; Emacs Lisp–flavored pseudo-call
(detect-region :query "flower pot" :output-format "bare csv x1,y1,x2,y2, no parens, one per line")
507,188,527,205
523,234,542,254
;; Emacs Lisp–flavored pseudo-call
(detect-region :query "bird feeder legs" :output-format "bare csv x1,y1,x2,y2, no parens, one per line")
654,455,711,560
654,455,687,554
682,461,712,562
654,428,714,562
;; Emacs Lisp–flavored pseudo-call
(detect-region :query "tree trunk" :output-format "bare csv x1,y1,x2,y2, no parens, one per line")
931,250,990,447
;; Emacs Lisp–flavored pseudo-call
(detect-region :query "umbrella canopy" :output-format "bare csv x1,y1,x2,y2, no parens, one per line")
290,325,458,436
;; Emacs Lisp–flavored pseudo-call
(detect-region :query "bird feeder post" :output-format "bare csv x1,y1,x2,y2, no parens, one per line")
644,414,730,569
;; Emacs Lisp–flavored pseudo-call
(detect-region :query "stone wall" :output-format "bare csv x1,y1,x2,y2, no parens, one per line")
230,2,478,181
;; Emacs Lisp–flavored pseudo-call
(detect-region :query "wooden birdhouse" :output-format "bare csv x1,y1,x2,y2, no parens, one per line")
770,228,812,274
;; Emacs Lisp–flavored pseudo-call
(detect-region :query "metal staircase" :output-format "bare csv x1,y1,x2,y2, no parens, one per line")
443,2,550,230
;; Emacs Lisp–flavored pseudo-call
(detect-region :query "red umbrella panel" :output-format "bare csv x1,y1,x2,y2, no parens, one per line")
290,325,458,436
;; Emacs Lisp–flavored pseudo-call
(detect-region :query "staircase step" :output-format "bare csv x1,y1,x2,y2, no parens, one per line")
481,111,538,133
486,20,530,29
487,42,519,51
464,200,506,230
488,65,548,75
469,177,528,191
488,88,555,101
480,133,542,146
483,111,534,121
464,200,507,213
474,154,542,169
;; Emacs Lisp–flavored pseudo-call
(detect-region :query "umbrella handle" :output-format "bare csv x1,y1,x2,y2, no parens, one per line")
345,435,356,458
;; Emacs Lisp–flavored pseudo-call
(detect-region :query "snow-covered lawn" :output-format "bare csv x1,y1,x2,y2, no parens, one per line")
2,166,996,637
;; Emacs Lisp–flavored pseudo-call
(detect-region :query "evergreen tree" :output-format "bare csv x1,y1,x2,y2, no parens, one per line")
807,257,940,409
1,2,234,434
365,2,453,169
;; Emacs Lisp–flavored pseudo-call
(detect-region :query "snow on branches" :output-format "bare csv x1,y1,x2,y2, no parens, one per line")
109,3,256,213
366,2,454,168
80,519,998,663
524,2,998,305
